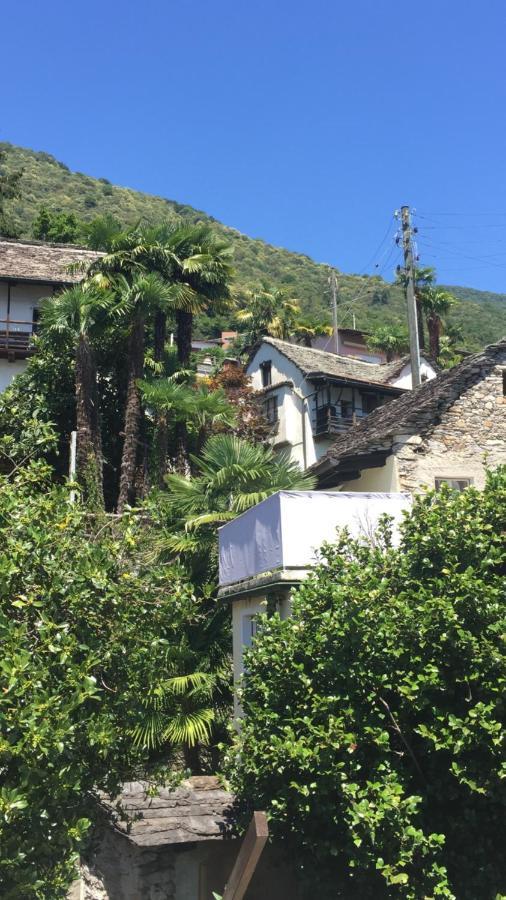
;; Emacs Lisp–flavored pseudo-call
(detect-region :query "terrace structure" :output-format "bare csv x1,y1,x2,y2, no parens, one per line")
218,489,412,713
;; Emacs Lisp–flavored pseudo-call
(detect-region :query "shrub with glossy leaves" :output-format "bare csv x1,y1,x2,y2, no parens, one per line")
0,463,204,898
227,469,506,900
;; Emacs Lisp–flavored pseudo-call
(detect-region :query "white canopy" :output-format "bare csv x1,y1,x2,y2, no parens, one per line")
218,490,412,587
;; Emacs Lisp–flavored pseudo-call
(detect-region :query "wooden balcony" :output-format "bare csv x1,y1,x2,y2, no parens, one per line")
0,320,37,358
313,405,367,437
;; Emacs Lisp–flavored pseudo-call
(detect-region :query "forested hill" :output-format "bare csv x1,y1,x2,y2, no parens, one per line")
2,142,506,349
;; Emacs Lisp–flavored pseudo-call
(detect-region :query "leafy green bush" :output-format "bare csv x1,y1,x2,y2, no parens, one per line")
0,463,208,897
227,470,506,899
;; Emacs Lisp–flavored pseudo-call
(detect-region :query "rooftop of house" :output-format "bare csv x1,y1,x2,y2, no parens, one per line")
98,776,236,848
253,337,422,388
0,238,101,284
311,338,506,482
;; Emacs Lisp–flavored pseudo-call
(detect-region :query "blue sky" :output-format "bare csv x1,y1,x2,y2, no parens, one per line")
3,0,506,293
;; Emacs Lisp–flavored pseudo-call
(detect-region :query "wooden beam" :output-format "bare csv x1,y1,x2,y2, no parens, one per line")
222,812,269,900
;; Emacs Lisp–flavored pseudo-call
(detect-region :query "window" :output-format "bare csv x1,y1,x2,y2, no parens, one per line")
341,400,353,419
242,615,258,649
435,477,472,492
263,395,278,424
260,360,272,387
502,369,506,397
361,393,382,414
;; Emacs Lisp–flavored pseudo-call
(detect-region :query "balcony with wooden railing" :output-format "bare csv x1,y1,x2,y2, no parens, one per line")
0,320,37,357
313,404,367,437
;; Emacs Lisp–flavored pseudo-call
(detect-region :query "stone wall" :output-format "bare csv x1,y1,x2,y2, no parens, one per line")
395,359,506,492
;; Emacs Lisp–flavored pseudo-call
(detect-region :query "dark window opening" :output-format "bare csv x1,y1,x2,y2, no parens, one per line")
260,361,272,387
435,477,472,492
264,395,278,424
361,393,382,414
502,370,506,397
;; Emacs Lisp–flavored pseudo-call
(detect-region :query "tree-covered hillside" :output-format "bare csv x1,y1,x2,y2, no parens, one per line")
2,142,505,349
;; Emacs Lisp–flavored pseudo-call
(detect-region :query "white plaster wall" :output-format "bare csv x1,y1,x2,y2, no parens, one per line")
391,358,437,389
339,455,401,493
0,358,27,392
5,283,50,330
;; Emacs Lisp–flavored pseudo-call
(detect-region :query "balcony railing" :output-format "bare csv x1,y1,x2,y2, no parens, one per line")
313,405,367,437
0,320,37,355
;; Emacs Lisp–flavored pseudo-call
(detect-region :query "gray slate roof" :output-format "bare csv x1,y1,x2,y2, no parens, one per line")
0,239,101,284
258,337,412,388
312,338,506,477
100,776,235,847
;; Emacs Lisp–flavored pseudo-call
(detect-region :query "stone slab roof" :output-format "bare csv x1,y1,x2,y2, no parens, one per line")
311,338,506,479
256,337,410,388
99,776,235,847
0,239,101,284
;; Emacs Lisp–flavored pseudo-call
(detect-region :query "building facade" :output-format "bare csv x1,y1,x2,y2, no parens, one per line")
0,239,100,392
311,339,506,493
247,337,438,468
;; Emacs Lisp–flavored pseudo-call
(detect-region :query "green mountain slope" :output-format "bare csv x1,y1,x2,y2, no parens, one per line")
2,142,505,349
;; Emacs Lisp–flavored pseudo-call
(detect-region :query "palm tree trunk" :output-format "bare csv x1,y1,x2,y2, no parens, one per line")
154,309,169,485
176,310,193,366
75,333,104,508
117,314,145,513
427,315,440,360
175,310,193,469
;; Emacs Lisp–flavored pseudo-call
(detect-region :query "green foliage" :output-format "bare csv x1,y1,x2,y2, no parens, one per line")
0,147,23,237
152,434,315,584
227,470,506,899
366,324,409,360
0,463,217,897
31,205,80,243
1,142,504,349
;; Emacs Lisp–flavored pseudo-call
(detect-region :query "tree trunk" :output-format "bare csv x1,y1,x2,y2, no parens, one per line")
176,310,193,367
75,333,104,508
427,315,440,360
174,311,193,469
153,309,169,485
117,314,145,513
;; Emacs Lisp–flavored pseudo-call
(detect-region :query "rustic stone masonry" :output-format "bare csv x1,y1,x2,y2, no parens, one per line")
395,359,506,492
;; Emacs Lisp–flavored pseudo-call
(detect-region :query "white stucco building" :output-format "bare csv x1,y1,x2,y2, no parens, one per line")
247,336,438,469
0,239,100,392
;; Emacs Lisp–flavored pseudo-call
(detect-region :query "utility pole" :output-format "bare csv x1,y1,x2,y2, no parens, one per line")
329,269,339,354
400,205,421,388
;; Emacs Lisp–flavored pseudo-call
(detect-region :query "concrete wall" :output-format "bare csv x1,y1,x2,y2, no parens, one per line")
0,358,27,392
232,592,292,713
390,357,437,390
339,454,401,493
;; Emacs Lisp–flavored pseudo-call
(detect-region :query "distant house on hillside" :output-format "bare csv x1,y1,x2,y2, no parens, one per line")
0,238,100,392
310,338,506,492
312,326,388,363
246,336,438,468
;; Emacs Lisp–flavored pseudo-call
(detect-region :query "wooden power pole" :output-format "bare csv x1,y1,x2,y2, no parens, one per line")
400,206,421,387
222,812,269,900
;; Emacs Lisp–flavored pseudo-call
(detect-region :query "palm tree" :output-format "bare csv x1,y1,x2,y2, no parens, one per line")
397,265,435,350
116,273,178,512
92,221,233,365
139,379,236,473
419,287,456,359
366,325,409,362
160,434,316,584
40,284,111,507
236,283,301,347
291,317,333,348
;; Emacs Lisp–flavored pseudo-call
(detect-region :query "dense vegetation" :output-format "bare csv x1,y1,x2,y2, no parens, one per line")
227,471,506,899
1,142,506,349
